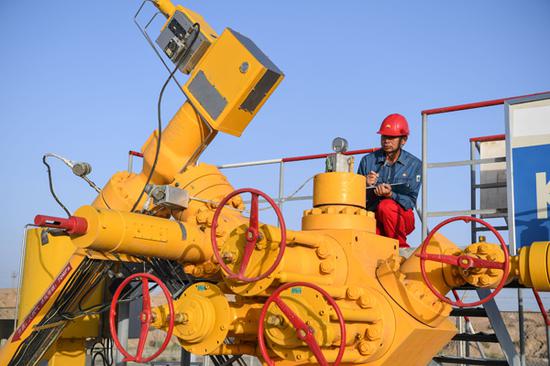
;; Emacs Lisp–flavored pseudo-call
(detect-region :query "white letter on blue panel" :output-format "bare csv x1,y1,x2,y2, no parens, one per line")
536,172,550,219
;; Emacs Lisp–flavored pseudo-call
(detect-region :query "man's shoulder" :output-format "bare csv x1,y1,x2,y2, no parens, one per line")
358,149,382,173
401,150,421,165
361,149,383,161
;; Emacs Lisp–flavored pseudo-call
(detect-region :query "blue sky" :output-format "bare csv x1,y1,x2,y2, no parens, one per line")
1,1,549,309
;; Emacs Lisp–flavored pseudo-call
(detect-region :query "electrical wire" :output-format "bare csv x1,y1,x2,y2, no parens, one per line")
42,155,71,217
131,22,201,212
42,153,112,212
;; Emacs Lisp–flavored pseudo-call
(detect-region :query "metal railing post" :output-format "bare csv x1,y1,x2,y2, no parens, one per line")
470,141,477,244
278,161,285,210
115,302,129,366
518,288,526,366
421,113,428,242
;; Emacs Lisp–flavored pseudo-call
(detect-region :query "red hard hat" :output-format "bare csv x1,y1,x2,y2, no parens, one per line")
377,113,410,137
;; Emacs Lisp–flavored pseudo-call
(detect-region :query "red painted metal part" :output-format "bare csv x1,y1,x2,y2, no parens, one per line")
451,289,471,322
258,282,346,366
109,272,175,363
422,91,550,116
128,150,144,158
532,289,550,326
211,188,287,282
34,215,88,235
282,148,378,163
469,134,506,143
417,216,510,308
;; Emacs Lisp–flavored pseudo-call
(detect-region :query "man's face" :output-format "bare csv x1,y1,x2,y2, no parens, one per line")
381,135,405,153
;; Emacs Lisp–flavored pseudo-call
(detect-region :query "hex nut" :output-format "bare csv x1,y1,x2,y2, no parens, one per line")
358,294,373,308
358,340,375,356
366,325,382,340
346,287,361,300
316,245,331,259
320,260,335,274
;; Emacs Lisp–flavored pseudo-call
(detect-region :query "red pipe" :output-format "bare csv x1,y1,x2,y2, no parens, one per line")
282,148,379,163
532,289,550,326
421,91,550,116
129,150,144,158
34,215,88,235
469,134,506,143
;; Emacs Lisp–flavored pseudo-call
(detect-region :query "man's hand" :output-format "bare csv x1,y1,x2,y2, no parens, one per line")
366,171,379,186
374,183,392,197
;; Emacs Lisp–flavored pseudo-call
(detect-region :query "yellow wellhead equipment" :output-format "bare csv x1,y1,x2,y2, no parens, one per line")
2,1,550,365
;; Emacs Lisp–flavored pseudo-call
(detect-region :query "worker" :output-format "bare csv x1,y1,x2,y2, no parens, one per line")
357,113,421,248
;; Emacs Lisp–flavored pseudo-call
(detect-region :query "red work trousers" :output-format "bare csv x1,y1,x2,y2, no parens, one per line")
375,198,415,248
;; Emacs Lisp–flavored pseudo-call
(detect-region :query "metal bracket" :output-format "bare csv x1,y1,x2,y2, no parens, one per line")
133,0,186,95
478,288,520,366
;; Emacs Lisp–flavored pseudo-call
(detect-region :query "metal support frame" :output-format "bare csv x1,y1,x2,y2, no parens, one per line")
216,148,377,212
128,150,144,173
477,289,520,365
532,289,550,366
115,301,130,366
419,93,550,366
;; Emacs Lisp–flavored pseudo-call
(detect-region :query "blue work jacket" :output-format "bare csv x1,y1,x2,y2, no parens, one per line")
357,149,422,211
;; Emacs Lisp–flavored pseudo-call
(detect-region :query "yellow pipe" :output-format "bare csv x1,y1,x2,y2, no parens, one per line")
513,242,550,290
72,205,212,263
153,0,176,18
92,101,215,211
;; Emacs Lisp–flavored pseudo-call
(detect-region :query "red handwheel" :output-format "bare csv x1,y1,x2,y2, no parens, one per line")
211,188,287,282
109,273,175,363
258,282,346,366
417,216,510,307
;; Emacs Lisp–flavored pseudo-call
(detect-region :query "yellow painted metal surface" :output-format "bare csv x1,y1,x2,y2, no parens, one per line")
45,339,86,366
92,101,215,211
514,241,550,290
153,282,232,354
72,205,213,263
7,0,550,365
313,173,366,208
183,28,284,137
0,252,89,365
17,229,100,337
302,205,376,232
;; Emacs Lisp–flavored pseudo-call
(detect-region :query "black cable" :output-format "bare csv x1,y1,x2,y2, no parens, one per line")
219,355,243,366
100,191,112,210
91,350,109,366
130,23,201,212
42,155,71,217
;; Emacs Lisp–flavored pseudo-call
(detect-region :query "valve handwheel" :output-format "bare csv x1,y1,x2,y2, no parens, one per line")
258,282,346,366
211,188,287,282
109,273,175,363
417,216,510,307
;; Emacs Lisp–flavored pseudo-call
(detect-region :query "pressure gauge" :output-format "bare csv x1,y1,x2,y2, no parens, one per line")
332,137,348,153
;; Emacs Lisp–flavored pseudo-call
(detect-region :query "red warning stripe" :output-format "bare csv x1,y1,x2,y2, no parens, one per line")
12,263,73,342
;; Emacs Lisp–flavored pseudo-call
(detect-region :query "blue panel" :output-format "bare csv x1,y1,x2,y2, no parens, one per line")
512,144,550,247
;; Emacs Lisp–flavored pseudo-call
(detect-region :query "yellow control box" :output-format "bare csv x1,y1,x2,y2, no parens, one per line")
183,28,284,136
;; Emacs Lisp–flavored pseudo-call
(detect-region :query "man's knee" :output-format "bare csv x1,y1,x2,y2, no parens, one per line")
377,198,399,215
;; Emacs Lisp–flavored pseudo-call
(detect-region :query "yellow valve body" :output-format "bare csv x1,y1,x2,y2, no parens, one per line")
8,0,550,364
